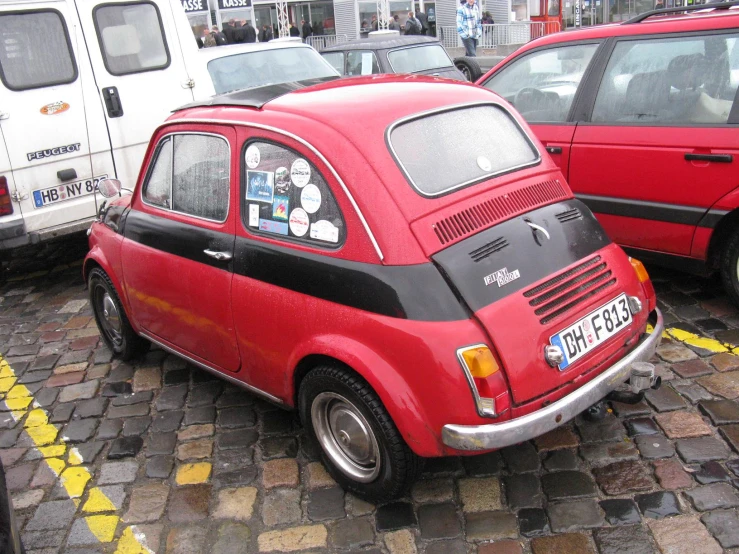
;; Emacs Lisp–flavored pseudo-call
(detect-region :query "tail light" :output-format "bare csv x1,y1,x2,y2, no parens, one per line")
456,345,510,418
0,177,12,216
629,257,656,313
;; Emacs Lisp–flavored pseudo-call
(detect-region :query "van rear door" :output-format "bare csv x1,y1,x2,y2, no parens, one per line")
77,0,199,190
0,2,108,246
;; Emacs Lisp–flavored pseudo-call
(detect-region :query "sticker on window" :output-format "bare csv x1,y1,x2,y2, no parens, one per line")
259,218,288,235
289,208,309,237
273,196,289,221
310,220,339,243
275,167,290,195
246,170,274,203
245,145,261,169
361,52,374,75
248,203,259,227
290,159,310,188
301,184,322,214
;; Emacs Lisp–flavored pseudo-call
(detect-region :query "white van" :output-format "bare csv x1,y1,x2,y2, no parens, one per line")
0,0,336,251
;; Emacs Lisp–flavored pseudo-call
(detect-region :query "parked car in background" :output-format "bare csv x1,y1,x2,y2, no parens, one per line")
478,2,739,304
320,35,467,81
85,74,661,502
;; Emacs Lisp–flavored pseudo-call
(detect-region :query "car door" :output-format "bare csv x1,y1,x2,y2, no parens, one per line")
121,127,240,372
570,31,739,256
0,3,112,239
478,41,603,180
77,0,197,191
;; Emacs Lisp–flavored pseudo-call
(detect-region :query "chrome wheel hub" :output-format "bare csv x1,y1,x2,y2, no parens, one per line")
97,289,122,345
311,392,380,482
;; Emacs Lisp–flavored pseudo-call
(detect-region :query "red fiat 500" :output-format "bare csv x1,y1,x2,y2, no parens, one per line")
85,75,663,501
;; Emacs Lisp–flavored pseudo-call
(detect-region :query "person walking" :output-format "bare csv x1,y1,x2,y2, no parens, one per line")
457,0,482,57
244,20,257,43
301,19,312,41
405,11,422,34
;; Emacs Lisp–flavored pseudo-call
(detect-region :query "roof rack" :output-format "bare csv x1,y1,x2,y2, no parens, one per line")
624,0,739,23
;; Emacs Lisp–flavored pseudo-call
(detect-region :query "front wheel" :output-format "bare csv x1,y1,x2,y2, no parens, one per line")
454,56,482,82
720,228,739,308
88,267,148,360
299,365,422,503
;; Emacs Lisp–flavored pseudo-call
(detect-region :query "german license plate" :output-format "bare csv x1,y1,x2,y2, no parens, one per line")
33,175,108,209
549,293,632,371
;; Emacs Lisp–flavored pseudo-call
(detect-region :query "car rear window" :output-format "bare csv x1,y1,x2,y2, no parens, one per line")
387,44,453,73
207,48,338,94
388,104,539,197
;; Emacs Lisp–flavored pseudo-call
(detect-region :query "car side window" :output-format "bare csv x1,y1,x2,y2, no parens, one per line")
322,52,345,75
592,34,739,125
346,51,380,76
143,134,230,222
242,141,345,247
482,44,599,123
142,137,172,208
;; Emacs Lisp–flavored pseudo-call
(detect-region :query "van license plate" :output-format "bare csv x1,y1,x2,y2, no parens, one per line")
549,293,632,371
33,175,108,209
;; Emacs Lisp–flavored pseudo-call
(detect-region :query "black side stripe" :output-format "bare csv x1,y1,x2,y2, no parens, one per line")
577,194,728,229
123,210,469,322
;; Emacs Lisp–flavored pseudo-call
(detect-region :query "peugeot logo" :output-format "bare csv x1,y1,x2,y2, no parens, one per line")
525,219,550,246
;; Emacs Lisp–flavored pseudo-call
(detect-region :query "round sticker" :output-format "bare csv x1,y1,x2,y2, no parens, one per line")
300,184,322,214
245,145,261,169
275,166,290,195
289,208,309,237
477,156,492,172
290,158,311,188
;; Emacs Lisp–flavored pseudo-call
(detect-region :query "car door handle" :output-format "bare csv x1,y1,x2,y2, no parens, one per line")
204,249,232,261
546,146,563,154
102,86,124,118
684,153,733,163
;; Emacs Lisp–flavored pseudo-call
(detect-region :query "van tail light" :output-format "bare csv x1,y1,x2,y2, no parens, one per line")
456,345,510,418
629,257,656,313
0,177,12,216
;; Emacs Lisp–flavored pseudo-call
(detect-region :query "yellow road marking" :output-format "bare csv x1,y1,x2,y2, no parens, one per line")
0,356,151,551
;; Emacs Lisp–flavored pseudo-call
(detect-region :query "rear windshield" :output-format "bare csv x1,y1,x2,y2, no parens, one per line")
387,44,453,73
388,104,540,197
207,48,338,94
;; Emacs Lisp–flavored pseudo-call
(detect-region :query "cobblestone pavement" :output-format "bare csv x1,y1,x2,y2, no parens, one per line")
4,234,739,554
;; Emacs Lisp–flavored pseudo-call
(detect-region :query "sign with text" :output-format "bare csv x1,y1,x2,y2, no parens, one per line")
218,0,251,9
181,0,208,13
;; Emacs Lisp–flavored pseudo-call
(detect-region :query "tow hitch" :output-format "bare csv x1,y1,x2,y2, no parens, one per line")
583,362,661,421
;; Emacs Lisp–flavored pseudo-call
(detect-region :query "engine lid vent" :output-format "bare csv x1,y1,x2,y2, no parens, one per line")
470,237,508,262
556,207,582,223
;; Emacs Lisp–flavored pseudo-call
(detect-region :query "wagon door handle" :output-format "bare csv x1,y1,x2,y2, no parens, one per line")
684,153,733,163
546,146,563,154
102,86,124,118
204,249,232,261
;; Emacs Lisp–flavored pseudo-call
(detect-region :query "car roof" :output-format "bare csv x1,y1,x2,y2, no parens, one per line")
197,41,313,61
321,35,440,52
512,3,739,49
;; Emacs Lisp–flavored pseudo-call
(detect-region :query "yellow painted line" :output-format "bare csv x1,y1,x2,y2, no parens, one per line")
666,328,729,354
0,356,151,552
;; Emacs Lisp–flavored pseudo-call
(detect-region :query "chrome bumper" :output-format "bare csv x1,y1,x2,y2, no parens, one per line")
442,308,663,451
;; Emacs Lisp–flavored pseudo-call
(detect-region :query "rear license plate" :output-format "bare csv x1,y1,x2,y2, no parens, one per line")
33,175,108,209
549,293,632,371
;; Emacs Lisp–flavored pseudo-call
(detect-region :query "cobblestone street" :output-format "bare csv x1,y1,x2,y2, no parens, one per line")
3,234,739,553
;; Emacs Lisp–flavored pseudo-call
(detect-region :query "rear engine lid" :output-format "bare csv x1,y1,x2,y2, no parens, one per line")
433,199,643,404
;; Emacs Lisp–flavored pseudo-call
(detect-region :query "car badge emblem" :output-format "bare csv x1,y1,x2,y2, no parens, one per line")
525,219,550,246
484,267,520,287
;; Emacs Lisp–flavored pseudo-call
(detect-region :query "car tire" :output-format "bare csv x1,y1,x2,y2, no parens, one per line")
299,364,423,503
88,267,148,360
454,56,482,82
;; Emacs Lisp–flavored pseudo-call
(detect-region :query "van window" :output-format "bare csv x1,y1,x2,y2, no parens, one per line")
592,33,739,125
388,104,540,197
0,10,77,91
93,2,170,75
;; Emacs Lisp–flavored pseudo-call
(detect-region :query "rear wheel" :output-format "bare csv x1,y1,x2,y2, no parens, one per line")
88,268,148,360
721,228,739,308
454,56,482,82
299,364,422,503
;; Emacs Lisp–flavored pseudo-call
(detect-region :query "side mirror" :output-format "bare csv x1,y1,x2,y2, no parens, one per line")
97,178,122,198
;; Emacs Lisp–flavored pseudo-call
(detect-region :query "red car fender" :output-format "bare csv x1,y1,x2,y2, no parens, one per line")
286,334,442,457
692,184,739,260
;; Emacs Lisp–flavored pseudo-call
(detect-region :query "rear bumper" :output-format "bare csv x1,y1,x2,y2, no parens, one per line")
441,308,663,451
0,216,95,251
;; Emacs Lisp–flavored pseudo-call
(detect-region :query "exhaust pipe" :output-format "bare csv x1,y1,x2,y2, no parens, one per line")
605,361,661,405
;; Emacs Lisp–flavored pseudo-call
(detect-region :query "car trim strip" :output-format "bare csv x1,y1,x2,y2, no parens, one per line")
577,194,727,228
156,118,385,261
123,209,469,322
140,331,287,406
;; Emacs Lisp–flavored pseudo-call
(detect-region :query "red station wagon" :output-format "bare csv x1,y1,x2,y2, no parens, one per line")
85,76,663,501
478,3,739,303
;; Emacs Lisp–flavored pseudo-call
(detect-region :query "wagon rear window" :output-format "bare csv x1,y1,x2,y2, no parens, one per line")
388,104,539,197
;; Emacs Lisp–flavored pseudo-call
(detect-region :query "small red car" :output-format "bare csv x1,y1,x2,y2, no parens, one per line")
85,75,662,502
477,4,739,303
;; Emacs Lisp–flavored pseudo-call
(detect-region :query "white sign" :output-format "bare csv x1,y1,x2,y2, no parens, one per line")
310,220,339,243
181,0,207,13
248,204,259,227
301,184,322,214
361,53,374,75
289,208,310,237
245,145,260,169
290,158,311,188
